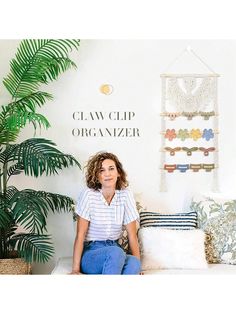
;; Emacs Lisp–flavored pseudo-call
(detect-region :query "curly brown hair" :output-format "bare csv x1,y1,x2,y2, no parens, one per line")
85,152,128,190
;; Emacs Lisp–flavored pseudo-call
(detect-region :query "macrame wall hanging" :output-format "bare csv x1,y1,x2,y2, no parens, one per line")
159,46,220,192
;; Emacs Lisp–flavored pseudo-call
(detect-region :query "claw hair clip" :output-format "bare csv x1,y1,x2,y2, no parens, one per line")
199,147,215,156
202,164,215,172
199,111,215,120
202,129,214,141
190,129,202,141
190,164,202,172
164,164,177,173
164,147,181,156
182,111,198,120
176,164,190,173
161,112,181,120
164,129,177,141
182,147,198,156
166,112,181,120
177,129,189,141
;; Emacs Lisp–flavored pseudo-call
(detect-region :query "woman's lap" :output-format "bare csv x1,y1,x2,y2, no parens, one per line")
80,240,141,275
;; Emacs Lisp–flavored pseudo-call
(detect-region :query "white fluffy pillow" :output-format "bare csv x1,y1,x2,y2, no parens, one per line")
138,228,208,270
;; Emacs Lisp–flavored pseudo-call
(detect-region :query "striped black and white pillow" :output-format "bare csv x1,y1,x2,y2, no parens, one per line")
139,211,197,230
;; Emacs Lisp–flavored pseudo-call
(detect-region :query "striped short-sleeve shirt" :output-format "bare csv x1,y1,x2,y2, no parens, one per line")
75,188,139,241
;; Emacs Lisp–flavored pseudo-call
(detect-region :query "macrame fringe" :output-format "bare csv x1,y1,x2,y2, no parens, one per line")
160,49,220,193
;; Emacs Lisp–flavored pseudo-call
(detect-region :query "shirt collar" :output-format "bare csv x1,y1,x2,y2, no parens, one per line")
99,189,118,206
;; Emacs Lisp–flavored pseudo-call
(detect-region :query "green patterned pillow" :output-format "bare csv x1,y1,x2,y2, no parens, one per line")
190,195,236,264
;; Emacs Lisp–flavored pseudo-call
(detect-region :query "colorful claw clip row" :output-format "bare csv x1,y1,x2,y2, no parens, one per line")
162,111,216,121
164,147,216,156
164,129,215,141
164,163,215,173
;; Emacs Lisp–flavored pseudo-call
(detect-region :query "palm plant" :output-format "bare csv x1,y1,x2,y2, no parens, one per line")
0,39,81,263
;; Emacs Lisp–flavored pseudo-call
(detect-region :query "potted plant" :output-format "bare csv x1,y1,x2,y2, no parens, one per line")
0,39,81,274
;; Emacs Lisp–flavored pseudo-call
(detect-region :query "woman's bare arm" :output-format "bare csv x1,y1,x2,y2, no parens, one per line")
126,221,140,259
70,217,89,274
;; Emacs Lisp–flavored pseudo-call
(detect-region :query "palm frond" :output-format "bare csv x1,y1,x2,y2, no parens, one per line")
6,138,81,177
3,39,80,99
9,233,54,263
0,111,20,145
0,106,50,145
0,144,17,164
6,186,19,201
5,111,50,132
6,91,53,112
42,57,77,81
0,128,19,145
4,224,18,239
10,189,74,233
33,190,75,213
10,189,47,233
7,163,24,178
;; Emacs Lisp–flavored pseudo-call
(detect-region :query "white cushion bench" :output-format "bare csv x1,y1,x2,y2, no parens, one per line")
51,256,236,275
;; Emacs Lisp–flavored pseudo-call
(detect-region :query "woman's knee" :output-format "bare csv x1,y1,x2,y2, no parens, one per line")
125,256,141,274
106,246,126,263
102,246,127,274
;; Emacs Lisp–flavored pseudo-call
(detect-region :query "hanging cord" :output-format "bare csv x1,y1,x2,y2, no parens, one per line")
162,47,187,74
162,46,217,74
189,46,217,74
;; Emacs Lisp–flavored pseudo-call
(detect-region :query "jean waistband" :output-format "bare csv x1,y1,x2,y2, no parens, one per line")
84,240,119,246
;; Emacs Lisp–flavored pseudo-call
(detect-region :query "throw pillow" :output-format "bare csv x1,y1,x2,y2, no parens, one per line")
139,211,197,229
190,194,236,264
138,228,208,270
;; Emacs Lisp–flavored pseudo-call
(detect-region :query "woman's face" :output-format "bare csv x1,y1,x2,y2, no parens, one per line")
98,159,119,189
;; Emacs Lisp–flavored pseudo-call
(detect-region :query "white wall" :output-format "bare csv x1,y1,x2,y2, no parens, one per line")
1,39,236,274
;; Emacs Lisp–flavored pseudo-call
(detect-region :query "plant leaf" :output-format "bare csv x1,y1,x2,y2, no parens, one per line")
6,91,53,112
10,233,54,263
10,189,74,233
5,111,50,132
0,105,50,145
6,138,81,177
7,163,25,178
3,39,80,99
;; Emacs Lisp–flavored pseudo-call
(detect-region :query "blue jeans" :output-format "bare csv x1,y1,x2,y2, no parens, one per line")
80,240,141,275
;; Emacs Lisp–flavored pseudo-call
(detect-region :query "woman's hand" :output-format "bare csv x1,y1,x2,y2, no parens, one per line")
68,271,84,275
